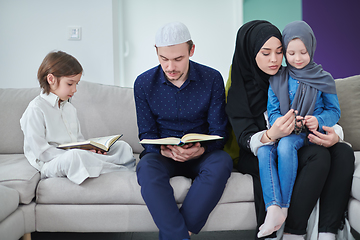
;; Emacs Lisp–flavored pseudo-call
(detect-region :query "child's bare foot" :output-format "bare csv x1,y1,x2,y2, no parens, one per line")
257,205,286,238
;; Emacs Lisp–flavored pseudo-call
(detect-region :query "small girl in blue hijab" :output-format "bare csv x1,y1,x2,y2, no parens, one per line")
257,21,340,238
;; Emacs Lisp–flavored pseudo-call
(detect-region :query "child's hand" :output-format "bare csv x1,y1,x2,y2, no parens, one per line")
295,115,304,128
96,150,107,155
304,115,318,132
88,149,107,155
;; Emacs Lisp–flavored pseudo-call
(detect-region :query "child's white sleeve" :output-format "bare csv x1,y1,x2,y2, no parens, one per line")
20,106,65,163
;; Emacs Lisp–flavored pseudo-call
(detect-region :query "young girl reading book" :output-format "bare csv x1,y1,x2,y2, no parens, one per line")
257,21,341,238
20,51,135,184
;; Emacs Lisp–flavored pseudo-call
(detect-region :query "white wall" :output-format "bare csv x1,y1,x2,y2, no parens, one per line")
0,0,243,89
0,0,116,88
119,0,243,87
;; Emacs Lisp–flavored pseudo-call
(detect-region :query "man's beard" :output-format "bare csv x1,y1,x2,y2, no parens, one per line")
165,71,183,82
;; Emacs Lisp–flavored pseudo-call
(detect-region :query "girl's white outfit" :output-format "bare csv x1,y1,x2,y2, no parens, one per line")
20,92,135,184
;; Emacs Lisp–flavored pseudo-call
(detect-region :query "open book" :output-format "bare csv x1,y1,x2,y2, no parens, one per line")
139,133,223,146
57,134,123,152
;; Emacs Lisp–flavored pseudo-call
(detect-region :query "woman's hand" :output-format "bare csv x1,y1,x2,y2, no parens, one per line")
308,126,339,148
264,109,295,142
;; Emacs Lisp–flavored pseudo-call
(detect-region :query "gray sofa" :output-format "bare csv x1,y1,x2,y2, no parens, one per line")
336,75,360,239
0,75,359,240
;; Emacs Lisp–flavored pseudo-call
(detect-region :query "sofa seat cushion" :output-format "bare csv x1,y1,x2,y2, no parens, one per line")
0,154,40,204
36,171,191,204
36,171,254,205
218,172,254,204
351,152,360,201
0,185,19,222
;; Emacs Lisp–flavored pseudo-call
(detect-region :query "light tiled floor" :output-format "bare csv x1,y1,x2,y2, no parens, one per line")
31,230,256,240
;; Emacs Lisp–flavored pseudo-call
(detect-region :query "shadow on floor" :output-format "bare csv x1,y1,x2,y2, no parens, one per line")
31,230,256,240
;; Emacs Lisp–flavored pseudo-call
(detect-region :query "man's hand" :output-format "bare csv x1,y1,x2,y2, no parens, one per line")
304,115,319,132
308,126,339,148
160,142,205,162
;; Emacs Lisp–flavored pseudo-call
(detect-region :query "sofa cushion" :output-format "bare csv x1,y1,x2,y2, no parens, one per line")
36,171,254,205
36,171,191,204
0,154,40,204
72,81,144,154
348,198,360,235
0,87,39,154
335,75,360,151
218,172,254,204
351,152,360,201
0,185,19,222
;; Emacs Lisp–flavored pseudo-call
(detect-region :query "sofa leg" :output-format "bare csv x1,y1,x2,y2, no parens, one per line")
22,233,31,240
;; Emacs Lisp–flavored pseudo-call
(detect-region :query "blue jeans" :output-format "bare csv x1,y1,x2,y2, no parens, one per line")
257,133,305,209
136,150,233,240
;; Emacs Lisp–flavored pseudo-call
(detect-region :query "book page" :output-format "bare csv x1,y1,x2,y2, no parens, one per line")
139,134,223,145
139,137,181,145
58,134,122,151
181,133,223,143
59,143,105,152
88,134,122,148
58,141,91,148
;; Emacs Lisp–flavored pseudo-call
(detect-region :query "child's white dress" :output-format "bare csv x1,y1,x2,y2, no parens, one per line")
20,92,135,184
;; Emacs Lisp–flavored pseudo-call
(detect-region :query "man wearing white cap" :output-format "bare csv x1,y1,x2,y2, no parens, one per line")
134,22,233,240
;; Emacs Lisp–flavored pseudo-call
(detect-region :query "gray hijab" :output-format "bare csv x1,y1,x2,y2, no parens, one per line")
269,21,336,116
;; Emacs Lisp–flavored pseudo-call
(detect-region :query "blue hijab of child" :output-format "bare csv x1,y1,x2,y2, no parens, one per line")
269,20,337,116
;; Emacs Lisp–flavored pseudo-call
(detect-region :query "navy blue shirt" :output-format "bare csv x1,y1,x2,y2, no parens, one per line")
134,60,228,154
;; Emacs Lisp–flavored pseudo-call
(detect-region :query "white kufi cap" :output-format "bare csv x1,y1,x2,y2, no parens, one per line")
155,22,191,47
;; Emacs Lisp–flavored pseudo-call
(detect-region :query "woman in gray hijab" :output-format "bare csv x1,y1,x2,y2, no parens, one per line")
257,21,353,240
